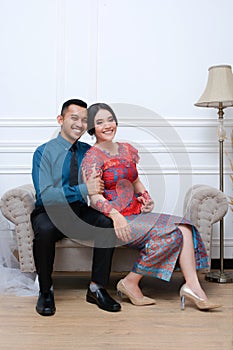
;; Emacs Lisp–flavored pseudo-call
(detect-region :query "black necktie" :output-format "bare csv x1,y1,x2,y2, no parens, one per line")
69,142,79,186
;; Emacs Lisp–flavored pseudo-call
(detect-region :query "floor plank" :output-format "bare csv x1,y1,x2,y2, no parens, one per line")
0,271,232,350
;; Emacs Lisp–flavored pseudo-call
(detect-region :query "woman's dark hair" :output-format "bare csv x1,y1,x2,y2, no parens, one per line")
87,103,118,136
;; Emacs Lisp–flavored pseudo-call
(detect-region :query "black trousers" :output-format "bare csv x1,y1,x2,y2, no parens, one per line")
31,202,116,293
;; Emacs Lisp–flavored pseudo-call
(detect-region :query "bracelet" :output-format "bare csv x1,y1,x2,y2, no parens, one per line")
137,190,151,201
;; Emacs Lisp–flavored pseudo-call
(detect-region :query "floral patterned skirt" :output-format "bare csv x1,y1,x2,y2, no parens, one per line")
123,212,209,282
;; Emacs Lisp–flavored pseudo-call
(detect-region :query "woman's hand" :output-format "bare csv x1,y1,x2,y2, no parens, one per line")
140,199,154,213
109,211,132,242
137,190,154,213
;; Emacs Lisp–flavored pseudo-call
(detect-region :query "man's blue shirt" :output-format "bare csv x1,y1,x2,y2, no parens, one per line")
32,133,90,207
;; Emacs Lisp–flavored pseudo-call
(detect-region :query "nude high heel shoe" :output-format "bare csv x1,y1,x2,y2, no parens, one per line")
180,284,222,311
116,279,156,306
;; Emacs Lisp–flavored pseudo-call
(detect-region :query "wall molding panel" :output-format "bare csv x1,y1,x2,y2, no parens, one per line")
0,143,37,153
212,238,233,259
1,117,233,128
0,119,57,127
0,165,231,176
0,141,232,153
0,165,30,174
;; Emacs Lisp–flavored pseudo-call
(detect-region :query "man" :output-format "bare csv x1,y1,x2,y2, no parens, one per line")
31,99,121,316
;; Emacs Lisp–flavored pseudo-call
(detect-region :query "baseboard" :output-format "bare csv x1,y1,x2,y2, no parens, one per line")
211,259,233,269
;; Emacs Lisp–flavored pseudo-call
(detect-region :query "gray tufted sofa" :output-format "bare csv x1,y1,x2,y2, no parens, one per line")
0,183,228,273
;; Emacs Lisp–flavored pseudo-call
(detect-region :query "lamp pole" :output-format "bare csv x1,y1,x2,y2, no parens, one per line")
205,104,233,283
195,65,233,282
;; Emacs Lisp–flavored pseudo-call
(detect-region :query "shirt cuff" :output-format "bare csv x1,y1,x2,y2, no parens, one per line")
78,183,88,198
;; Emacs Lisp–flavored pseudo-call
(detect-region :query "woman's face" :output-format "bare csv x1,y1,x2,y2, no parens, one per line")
94,109,117,143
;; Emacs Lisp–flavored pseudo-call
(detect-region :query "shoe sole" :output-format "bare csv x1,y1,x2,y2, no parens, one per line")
36,307,56,316
86,295,121,312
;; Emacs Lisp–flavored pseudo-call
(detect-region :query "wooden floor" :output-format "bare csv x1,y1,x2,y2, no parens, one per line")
0,271,232,350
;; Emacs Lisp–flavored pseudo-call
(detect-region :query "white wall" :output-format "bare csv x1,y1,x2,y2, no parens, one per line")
0,0,232,258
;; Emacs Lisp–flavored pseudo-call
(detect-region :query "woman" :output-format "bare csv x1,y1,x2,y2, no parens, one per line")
81,102,221,311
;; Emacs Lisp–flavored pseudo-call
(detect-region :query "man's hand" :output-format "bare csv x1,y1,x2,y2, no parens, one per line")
83,166,104,196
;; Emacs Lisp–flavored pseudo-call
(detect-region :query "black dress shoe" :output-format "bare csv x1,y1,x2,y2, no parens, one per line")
36,290,56,316
86,287,121,312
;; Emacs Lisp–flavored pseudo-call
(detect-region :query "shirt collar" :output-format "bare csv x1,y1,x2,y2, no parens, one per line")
57,132,75,150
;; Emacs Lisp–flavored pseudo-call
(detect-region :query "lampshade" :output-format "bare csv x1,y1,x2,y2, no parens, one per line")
195,65,233,108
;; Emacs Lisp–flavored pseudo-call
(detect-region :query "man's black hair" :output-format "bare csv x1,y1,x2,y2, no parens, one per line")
61,99,87,115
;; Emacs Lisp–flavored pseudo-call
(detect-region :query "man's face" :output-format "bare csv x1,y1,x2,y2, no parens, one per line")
57,104,88,143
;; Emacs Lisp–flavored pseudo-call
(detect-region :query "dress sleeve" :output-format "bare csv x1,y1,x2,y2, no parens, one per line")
81,147,114,216
81,147,104,181
125,143,140,164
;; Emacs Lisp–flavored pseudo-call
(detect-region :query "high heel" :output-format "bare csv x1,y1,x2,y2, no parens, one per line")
179,284,222,311
116,279,156,306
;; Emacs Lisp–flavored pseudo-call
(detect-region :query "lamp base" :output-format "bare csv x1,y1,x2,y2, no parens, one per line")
205,271,233,283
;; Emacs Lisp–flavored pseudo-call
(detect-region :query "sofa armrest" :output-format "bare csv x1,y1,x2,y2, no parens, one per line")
183,184,228,260
0,184,36,272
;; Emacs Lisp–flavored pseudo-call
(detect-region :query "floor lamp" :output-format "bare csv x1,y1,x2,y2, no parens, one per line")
195,64,233,283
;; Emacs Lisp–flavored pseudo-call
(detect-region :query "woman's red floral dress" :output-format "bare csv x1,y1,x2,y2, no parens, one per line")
82,142,209,281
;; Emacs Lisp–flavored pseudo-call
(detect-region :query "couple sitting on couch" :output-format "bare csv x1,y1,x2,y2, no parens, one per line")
31,98,220,316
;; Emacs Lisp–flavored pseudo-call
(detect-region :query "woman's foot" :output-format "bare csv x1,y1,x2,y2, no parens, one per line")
116,279,156,306
180,284,222,311
185,281,208,300
120,277,144,298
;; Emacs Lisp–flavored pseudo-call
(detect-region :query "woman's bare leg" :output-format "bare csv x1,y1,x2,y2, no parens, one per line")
178,225,207,300
121,225,208,300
